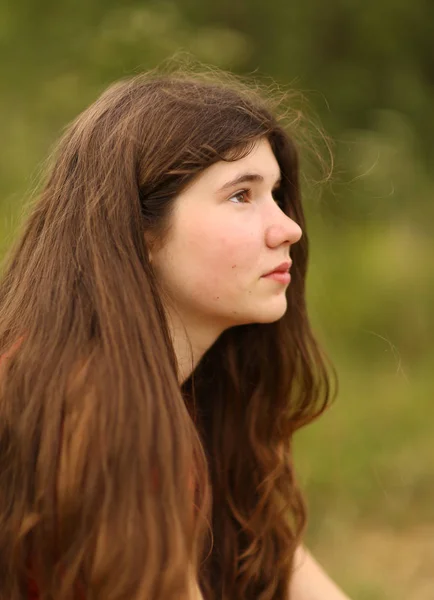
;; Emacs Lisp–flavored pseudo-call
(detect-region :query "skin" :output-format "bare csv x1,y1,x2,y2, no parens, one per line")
150,137,302,382
150,137,350,600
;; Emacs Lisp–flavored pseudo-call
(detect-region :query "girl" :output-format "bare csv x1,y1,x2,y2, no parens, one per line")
0,68,350,599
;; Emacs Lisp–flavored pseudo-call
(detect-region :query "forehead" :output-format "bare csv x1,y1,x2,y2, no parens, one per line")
195,138,281,187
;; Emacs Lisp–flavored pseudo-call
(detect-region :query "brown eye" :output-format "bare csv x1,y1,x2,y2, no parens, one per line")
229,189,250,204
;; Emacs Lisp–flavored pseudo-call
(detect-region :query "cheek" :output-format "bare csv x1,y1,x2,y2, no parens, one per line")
158,208,264,311
186,219,259,283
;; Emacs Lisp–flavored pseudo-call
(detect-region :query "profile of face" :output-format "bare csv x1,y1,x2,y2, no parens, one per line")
150,138,303,336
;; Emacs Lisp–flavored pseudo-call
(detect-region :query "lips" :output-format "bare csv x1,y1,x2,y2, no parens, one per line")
263,261,292,276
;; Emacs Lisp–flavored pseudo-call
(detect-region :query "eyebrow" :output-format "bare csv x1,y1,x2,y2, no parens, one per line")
217,172,282,192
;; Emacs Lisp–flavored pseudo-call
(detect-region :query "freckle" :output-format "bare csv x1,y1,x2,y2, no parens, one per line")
231,265,237,269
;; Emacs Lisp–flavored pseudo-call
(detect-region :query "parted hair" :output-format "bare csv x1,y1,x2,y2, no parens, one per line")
0,64,335,600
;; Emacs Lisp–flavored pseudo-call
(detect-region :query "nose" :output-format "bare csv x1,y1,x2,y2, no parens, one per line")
265,211,303,249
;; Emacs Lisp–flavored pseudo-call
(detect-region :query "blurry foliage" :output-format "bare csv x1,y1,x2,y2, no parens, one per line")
1,1,433,597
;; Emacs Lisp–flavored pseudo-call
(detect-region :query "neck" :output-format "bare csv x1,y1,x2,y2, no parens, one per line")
165,306,224,385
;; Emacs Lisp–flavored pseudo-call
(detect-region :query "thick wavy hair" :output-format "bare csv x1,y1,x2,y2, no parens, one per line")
0,65,335,600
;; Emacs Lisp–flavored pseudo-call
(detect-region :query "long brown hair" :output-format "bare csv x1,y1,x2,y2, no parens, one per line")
0,65,335,600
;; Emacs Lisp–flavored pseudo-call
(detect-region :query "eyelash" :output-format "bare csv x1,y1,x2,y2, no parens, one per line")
229,187,284,208
229,189,251,204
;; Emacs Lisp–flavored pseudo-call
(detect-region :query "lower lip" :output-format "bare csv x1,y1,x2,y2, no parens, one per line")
262,272,291,284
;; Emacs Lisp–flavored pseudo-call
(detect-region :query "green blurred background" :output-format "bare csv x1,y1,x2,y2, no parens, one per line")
1,1,433,597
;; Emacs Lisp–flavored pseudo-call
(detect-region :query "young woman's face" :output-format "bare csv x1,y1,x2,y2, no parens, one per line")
150,138,303,332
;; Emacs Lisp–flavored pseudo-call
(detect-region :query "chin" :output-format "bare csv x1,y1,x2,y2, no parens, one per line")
255,310,287,324
260,296,288,322
237,302,288,325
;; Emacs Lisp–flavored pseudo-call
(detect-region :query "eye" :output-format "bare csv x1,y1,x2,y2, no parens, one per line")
228,189,251,204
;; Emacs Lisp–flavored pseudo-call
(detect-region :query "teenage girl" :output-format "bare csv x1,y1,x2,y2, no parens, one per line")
0,68,350,600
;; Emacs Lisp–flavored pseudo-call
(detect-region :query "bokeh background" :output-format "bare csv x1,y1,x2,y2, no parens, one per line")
1,1,433,598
